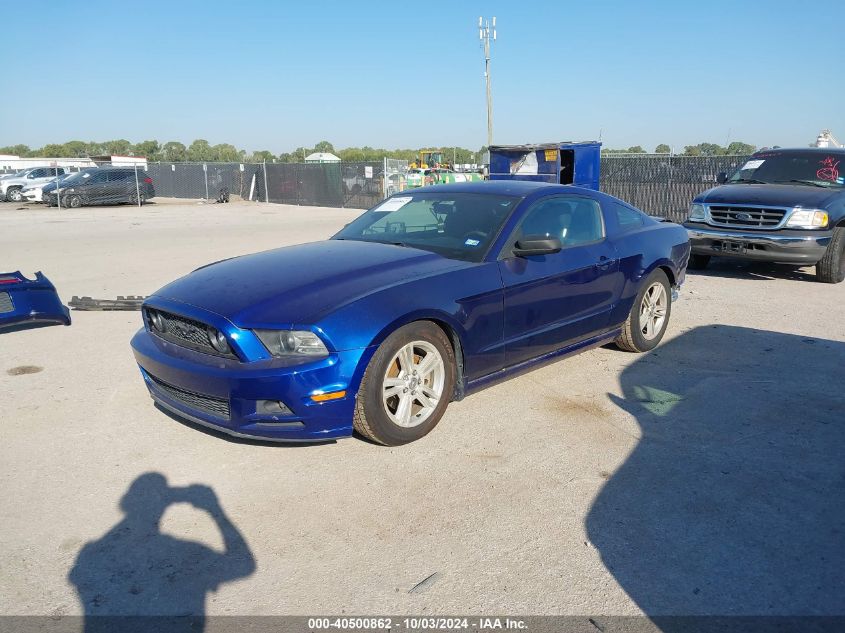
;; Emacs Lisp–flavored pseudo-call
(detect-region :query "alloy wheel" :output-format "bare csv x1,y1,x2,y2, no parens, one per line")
381,340,446,428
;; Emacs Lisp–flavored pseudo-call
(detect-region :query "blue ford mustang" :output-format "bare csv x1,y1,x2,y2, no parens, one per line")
131,181,690,445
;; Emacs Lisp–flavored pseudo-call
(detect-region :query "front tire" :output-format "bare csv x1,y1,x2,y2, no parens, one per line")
66,195,82,209
6,187,22,202
816,227,845,284
615,269,672,353
687,254,711,270
353,321,456,446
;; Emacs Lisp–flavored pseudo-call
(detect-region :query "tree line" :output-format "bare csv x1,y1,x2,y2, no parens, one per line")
1,139,758,163
0,140,487,165
604,141,757,155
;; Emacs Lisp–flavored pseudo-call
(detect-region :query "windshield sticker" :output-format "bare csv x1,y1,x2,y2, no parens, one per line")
464,238,481,247
375,196,413,212
740,159,765,171
817,156,840,183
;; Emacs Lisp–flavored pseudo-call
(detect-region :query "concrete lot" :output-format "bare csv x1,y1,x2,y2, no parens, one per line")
1,199,843,617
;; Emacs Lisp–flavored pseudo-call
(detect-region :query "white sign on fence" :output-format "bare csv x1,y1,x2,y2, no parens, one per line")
364,166,373,179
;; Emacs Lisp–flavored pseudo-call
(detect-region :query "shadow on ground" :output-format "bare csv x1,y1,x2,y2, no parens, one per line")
689,259,817,282
69,473,256,632
587,326,845,619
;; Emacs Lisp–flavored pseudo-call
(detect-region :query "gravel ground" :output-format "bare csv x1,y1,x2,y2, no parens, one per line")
1,199,843,618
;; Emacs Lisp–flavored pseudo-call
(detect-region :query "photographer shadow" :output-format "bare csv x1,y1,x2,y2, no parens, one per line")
69,473,256,632
587,326,845,620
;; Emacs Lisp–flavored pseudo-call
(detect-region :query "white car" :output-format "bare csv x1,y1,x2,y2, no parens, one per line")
1,167,69,202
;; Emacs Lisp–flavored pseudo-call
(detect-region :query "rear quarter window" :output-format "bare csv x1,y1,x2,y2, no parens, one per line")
606,200,645,233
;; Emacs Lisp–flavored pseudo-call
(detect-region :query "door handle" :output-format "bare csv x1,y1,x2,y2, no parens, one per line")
595,256,617,271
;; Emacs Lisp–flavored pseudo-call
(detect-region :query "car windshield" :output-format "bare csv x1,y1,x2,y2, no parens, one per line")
729,151,844,188
61,171,94,185
333,191,520,262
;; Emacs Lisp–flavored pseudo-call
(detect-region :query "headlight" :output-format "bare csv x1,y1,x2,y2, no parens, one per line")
254,329,329,357
786,209,829,229
688,203,706,221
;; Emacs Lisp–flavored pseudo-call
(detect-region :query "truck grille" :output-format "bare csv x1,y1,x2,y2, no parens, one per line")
0,292,13,314
708,205,787,229
148,373,230,419
147,309,235,359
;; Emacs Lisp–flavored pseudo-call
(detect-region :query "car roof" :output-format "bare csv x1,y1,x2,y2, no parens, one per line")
754,147,845,156
410,180,585,196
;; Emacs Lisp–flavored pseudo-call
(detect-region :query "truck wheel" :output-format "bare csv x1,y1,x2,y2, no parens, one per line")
615,269,672,353
687,254,711,270
6,187,22,202
353,321,456,446
816,227,845,284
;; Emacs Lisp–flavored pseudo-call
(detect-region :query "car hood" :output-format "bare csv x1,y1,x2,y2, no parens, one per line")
696,184,841,208
153,239,472,327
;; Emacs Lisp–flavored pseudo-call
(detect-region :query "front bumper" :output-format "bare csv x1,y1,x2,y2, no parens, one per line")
684,223,831,265
0,271,71,330
21,189,43,202
131,327,372,442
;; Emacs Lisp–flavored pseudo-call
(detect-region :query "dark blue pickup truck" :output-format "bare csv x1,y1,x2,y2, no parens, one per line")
683,148,845,283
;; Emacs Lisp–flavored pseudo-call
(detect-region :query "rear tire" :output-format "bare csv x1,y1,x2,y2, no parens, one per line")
129,191,146,205
353,321,455,446
816,227,845,284
687,254,711,270
615,269,672,353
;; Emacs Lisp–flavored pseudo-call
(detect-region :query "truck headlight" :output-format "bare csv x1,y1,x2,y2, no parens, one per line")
688,203,706,221
786,209,828,229
254,329,329,357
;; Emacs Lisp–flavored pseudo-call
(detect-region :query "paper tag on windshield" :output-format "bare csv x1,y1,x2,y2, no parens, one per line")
376,196,412,212
740,159,765,171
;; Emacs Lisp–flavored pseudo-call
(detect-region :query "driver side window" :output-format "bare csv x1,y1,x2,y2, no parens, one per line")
514,196,604,247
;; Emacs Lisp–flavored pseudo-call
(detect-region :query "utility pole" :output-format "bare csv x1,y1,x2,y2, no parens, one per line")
479,16,496,150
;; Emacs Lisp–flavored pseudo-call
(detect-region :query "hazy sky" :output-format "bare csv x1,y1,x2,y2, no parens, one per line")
2,0,842,153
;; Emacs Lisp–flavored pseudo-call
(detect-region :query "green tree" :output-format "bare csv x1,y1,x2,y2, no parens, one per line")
102,139,133,156
249,150,276,163
725,141,756,155
655,144,671,154
313,140,335,154
161,141,187,162
211,143,243,162
187,139,213,162
134,140,162,161
0,144,31,157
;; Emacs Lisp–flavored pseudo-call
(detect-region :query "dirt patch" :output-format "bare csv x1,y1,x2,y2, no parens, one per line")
7,365,43,376
552,396,608,419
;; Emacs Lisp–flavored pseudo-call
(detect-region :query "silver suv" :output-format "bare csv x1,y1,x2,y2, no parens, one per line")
1,167,69,202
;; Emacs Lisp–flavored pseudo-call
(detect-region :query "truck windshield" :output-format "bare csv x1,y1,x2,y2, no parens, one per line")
332,192,520,262
730,151,844,188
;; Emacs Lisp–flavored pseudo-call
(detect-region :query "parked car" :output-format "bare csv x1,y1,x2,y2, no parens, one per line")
22,168,98,203
44,168,155,207
684,147,845,283
1,167,69,202
131,181,690,445
39,169,99,204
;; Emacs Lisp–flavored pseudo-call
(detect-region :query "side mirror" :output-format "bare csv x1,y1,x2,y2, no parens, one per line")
716,171,728,184
513,236,562,257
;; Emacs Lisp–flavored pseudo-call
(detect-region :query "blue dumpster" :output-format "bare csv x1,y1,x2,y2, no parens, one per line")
488,141,602,190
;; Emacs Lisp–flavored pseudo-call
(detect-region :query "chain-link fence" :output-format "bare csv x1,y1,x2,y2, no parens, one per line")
142,160,406,208
600,154,751,222
4,155,751,221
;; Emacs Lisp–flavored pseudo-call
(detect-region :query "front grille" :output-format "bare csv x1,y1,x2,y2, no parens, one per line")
0,292,13,314
708,205,787,229
148,373,230,419
147,309,235,359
